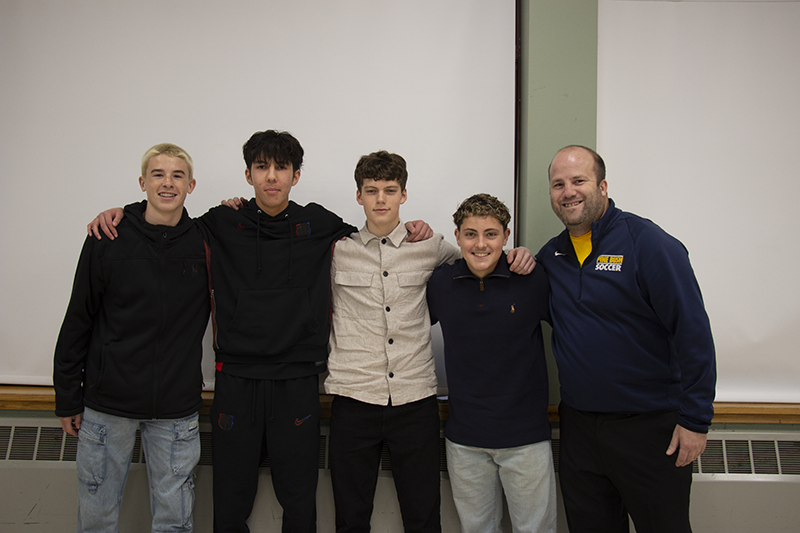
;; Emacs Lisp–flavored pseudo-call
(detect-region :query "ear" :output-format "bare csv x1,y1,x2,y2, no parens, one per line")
291,169,301,186
356,189,364,206
502,228,511,246
400,189,407,205
245,168,253,186
138,176,146,192
599,179,608,197
187,178,196,195
454,228,461,246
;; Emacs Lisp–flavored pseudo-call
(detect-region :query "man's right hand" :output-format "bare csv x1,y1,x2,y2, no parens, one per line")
87,208,124,240
59,413,82,437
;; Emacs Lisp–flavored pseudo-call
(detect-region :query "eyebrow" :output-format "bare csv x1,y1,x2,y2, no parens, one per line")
149,168,185,175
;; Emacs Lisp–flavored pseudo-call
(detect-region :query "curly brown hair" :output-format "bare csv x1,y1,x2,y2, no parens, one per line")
452,194,511,230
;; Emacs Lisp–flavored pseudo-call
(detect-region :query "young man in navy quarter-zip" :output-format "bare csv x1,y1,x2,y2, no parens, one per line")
537,145,717,533
426,194,556,533
55,143,208,532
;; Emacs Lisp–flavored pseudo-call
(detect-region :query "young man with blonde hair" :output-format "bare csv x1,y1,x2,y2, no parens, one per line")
55,143,209,532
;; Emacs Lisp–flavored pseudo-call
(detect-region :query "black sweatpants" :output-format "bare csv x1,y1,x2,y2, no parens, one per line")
210,372,321,533
558,403,694,533
329,395,441,533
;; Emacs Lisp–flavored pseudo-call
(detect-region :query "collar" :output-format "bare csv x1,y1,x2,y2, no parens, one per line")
356,220,406,248
245,199,299,220
453,251,510,279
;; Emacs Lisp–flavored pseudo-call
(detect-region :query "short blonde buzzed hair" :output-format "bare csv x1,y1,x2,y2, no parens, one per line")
141,143,194,180
453,193,511,230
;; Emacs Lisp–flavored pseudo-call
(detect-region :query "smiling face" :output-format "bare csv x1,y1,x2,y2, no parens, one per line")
245,158,301,216
455,215,510,279
549,147,609,236
357,178,407,237
139,154,195,226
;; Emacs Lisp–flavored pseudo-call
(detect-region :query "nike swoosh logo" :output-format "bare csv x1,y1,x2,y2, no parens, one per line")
295,414,312,426
555,251,567,257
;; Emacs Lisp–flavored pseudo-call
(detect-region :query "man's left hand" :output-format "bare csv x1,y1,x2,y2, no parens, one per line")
666,425,707,467
406,220,433,242
507,247,535,275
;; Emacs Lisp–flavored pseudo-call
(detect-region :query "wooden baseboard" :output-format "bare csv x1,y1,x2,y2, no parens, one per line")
2,386,799,424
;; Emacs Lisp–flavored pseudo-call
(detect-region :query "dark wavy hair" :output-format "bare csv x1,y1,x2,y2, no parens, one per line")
242,130,304,172
354,151,408,190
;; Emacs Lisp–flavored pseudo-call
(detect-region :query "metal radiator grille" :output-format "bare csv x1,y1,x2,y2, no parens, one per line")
2,424,799,476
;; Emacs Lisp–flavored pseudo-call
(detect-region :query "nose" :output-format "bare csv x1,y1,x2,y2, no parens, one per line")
564,182,579,197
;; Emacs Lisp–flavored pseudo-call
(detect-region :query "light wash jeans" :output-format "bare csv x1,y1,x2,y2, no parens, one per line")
75,407,200,533
446,438,557,533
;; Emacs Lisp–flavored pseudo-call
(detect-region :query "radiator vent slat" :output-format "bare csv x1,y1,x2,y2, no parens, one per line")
0,426,12,460
778,441,800,475
35,427,65,461
699,440,725,473
724,440,752,474
8,427,38,461
751,440,780,474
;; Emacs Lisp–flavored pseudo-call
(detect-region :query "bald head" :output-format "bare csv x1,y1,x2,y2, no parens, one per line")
549,145,605,185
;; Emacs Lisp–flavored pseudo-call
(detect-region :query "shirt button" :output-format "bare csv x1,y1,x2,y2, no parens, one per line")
385,306,391,312
388,372,394,378
383,271,388,277
381,238,387,244
388,339,394,345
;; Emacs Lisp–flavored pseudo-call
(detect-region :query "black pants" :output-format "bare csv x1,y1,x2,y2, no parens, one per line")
329,395,442,533
558,403,694,533
210,372,321,533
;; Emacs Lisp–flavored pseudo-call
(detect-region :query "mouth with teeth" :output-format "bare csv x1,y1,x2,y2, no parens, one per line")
563,199,582,208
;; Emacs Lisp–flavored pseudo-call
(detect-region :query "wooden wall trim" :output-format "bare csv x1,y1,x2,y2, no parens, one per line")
2,386,798,424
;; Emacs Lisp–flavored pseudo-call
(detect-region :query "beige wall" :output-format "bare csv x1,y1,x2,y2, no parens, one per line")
519,0,598,404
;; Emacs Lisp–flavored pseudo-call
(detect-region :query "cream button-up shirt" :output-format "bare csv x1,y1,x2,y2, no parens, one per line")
324,221,460,406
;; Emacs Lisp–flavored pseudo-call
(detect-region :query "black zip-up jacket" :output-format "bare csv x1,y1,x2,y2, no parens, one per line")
199,200,356,371
53,201,210,419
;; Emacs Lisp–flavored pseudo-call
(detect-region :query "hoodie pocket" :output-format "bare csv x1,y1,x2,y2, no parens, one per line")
225,288,319,355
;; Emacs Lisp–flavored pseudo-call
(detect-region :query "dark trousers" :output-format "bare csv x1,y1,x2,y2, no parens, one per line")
329,395,442,533
210,372,321,533
558,403,694,533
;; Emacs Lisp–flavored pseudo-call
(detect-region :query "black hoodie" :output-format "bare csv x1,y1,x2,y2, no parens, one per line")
53,201,210,419
199,200,356,377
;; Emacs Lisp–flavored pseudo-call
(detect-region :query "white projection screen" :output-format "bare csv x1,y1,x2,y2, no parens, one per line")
0,1,516,388
597,0,800,402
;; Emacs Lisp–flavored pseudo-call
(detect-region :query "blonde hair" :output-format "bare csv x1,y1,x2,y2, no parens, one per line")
141,143,194,180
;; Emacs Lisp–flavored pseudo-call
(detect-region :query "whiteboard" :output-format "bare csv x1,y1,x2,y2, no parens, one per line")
0,1,516,388
597,0,800,402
